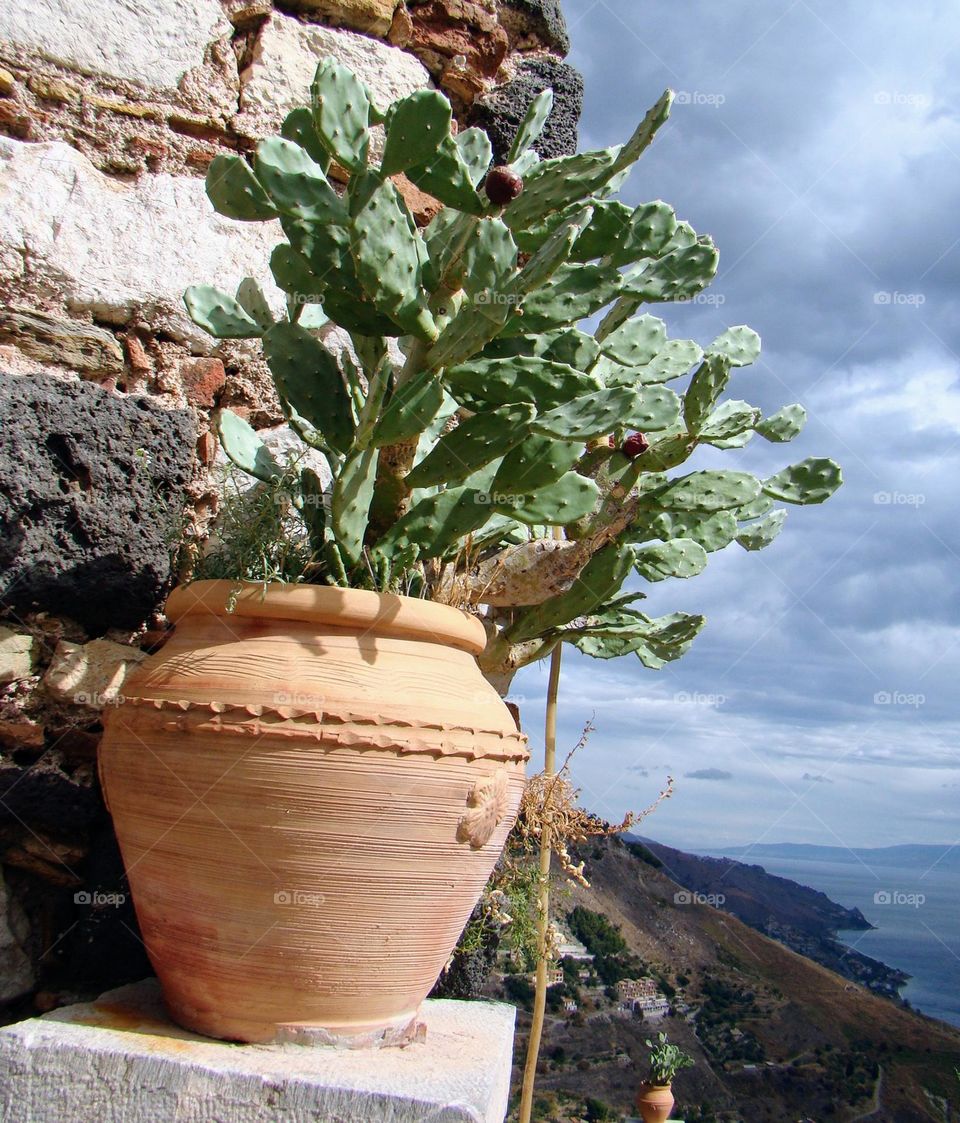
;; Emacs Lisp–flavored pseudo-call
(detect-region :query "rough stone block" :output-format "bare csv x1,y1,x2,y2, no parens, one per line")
470,55,583,162
42,639,147,708
0,370,195,631
0,720,44,752
2,831,88,886
195,431,218,466
0,100,32,139
0,627,35,684
499,0,570,54
394,171,445,225
237,15,432,158
0,309,124,376
285,0,401,38
388,0,508,89
0,979,517,1122
0,138,283,346
178,356,226,408
0,0,231,92
0,876,33,1003
27,75,79,104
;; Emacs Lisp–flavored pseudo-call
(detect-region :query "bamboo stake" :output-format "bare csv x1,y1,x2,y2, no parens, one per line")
517,632,562,1123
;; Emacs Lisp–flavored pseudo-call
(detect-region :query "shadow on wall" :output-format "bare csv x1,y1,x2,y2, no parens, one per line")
1,821,151,1028
0,552,171,637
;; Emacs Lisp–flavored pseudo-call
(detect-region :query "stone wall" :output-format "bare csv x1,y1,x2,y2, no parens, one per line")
0,0,581,1021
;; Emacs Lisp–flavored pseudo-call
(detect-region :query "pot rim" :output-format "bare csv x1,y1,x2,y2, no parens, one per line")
164,581,488,655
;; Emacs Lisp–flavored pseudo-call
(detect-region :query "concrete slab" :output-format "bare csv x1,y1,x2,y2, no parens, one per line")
0,978,516,1122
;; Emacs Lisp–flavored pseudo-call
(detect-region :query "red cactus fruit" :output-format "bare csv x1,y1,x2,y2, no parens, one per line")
621,432,650,459
484,166,524,206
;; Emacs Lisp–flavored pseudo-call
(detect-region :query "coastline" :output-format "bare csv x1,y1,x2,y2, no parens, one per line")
704,847,960,1030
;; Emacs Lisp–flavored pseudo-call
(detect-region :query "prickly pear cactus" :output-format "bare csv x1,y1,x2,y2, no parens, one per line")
184,63,842,688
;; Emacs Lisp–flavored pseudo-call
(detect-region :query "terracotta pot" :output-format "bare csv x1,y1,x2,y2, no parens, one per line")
99,581,528,1044
636,1082,675,1123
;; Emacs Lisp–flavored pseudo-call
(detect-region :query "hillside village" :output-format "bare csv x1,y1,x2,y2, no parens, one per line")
523,926,673,1023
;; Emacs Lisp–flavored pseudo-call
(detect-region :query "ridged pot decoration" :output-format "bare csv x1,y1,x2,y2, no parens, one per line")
98,580,528,1045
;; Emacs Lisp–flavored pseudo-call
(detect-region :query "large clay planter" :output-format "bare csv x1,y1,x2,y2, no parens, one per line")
636,1083,675,1123
99,581,528,1044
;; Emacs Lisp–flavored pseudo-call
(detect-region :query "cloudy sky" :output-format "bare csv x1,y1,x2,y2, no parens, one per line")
511,0,960,851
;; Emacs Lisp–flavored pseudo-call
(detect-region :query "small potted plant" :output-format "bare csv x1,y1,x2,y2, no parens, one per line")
99,61,840,1046
636,1032,695,1122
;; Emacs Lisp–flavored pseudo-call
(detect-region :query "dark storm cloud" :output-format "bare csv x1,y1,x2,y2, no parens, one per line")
565,1,960,367
512,0,960,846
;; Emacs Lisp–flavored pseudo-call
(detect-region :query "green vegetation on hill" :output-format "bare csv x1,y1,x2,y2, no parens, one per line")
696,976,766,1064
504,974,535,1011
567,906,630,959
567,905,647,986
624,840,663,868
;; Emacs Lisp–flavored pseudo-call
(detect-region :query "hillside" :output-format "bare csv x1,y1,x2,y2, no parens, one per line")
631,837,873,936
631,838,908,998
492,835,960,1122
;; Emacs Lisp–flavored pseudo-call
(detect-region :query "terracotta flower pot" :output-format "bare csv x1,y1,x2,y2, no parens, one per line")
636,1082,675,1123
99,581,528,1045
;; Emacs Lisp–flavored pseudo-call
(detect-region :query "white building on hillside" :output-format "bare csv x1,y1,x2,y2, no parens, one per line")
616,978,658,1003
616,977,670,1018
636,994,670,1018
555,932,593,963
530,967,564,987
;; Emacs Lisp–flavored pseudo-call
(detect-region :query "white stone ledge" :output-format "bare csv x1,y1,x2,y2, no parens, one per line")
0,979,517,1122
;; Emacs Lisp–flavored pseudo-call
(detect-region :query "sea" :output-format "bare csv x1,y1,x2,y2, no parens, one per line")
697,845,960,1030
